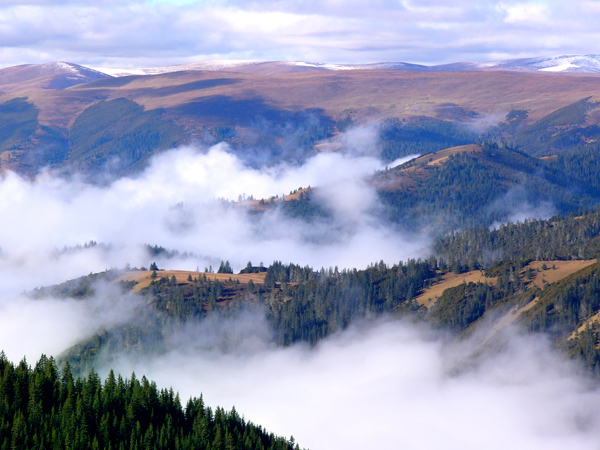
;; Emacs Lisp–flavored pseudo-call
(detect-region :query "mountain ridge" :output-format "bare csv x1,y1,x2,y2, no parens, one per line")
90,54,600,77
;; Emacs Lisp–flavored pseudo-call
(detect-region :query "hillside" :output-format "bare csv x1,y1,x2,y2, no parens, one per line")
0,354,299,450
3,65,600,177
378,143,600,230
272,143,600,232
26,206,600,379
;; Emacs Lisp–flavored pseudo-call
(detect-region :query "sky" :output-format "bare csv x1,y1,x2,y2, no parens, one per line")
0,0,599,68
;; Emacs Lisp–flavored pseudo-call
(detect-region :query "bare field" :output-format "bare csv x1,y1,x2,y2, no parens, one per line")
414,144,481,168
415,270,496,308
118,270,266,293
415,259,597,310
523,260,597,289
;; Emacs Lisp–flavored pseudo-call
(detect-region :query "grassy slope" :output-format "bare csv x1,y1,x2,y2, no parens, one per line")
20,70,600,129
2,69,600,175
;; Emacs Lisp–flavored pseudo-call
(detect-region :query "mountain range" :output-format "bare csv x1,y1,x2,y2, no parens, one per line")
95,54,600,77
2,55,600,179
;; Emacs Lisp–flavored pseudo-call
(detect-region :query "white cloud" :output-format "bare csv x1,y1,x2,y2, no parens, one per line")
499,2,551,24
0,0,598,67
0,142,429,295
103,317,600,450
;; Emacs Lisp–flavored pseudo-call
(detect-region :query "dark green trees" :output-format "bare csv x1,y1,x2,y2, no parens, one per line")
0,353,298,450
217,261,233,274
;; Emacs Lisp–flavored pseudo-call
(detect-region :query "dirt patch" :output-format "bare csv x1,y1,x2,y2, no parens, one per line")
476,297,539,347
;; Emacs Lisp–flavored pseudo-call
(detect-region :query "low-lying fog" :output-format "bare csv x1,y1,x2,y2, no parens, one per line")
1,138,596,449
116,316,600,450
0,142,423,296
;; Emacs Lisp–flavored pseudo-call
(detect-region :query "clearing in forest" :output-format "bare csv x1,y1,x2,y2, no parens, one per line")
416,259,597,309
118,270,267,292
522,260,597,289
415,270,495,308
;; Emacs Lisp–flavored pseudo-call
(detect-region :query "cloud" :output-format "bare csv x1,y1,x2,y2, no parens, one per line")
0,283,143,362
0,142,429,295
0,127,597,450
99,315,600,450
499,2,552,24
0,0,598,68
487,186,557,229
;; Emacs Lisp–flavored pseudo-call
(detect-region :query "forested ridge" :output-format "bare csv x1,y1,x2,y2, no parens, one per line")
435,207,600,270
45,206,600,378
270,140,600,233
0,353,300,450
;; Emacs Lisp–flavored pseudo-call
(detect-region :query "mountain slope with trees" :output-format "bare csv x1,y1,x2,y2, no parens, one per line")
3,66,600,177
0,353,300,450
34,206,600,379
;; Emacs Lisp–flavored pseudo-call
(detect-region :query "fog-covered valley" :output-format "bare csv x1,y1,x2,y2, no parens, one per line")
2,136,600,449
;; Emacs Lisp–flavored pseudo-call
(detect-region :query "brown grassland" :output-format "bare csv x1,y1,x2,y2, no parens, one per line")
118,269,266,293
416,259,597,309
414,269,495,308
5,70,600,129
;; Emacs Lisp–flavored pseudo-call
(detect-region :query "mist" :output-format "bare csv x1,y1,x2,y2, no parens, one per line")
0,142,424,296
96,315,600,450
0,283,143,363
1,135,598,450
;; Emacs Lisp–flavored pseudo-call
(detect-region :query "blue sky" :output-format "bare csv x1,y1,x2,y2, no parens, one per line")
0,0,597,68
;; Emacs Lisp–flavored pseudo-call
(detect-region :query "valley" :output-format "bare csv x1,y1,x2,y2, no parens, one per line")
4,56,600,450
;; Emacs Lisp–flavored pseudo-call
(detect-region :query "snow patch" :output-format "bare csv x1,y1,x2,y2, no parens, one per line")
95,60,262,77
539,62,580,72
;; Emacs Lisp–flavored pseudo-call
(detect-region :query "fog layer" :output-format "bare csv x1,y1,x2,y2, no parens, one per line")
105,317,600,450
0,144,423,295
0,139,592,450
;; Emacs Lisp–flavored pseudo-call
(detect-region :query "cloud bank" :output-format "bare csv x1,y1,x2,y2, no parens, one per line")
0,0,599,68
0,143,425,296
0,139,597,450
102,316,600,450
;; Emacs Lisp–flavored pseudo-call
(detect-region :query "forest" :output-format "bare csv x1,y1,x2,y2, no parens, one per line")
43,203,600,378
0,353,299,450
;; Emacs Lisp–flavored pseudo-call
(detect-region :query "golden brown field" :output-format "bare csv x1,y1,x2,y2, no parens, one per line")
118,269,266,293
416,259,597,309
522,260,597,289
415,269,496,308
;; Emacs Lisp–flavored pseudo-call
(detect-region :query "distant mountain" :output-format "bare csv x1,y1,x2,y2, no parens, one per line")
2,59,600,178
0,61,109,92
435,55,600,73
97,60,428,76
95,55,600,76
2,55,600,88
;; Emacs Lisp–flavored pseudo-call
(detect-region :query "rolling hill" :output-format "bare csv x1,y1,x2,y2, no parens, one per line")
27,206,600,379
276,143,600,232
3,60,600,177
